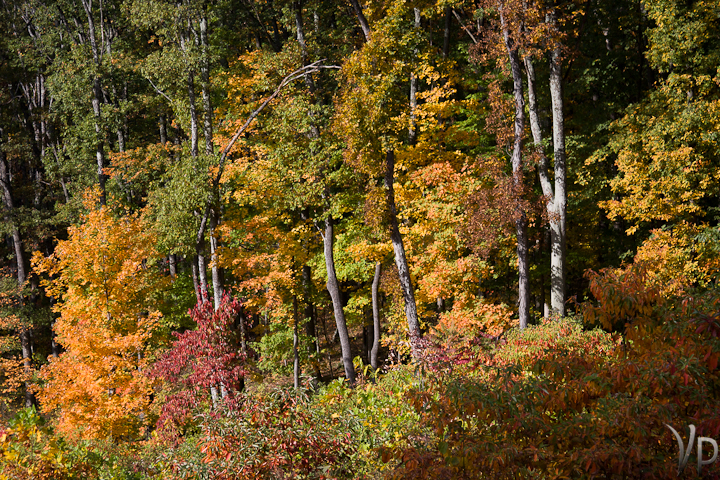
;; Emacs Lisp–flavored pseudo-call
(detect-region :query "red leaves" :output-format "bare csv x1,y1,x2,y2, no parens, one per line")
151,294,248,434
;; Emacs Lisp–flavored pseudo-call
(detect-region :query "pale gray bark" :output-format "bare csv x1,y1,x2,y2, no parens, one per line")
501,11,530,329
548,40,567,316
187,71,199,158
323,216,355,383
210,213,223,310
524,9,567,317
168,254,177,278
525,54,565,317
81,0,108,206
199,14,213,157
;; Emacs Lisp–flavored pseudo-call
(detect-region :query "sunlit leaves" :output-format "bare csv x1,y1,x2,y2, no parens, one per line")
32,194,165,439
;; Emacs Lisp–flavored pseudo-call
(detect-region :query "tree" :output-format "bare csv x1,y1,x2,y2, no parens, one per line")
33,196,165,439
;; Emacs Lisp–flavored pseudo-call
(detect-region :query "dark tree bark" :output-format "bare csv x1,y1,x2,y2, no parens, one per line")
81,0,108,205
370,261,381,371
293,295,301,389
443,7,451,59
349,0,371,42
1,149,35,407
323,216,355,384
385,150,422,356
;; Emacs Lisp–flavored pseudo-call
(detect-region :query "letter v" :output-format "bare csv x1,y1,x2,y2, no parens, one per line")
666,424,696,475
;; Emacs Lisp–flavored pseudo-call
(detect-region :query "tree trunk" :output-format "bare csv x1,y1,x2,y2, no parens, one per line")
323,216,355,384
443,7,451,59
1,150,35,407
408,8,420,145
502,12,530,329
20,329,35,408
191,257,202,304
525,56,557,320
81,0,108,206
303,263,322,382
349,0,372,42
293,295,301,389
370,261,381,371
210,212,223,310
384,150,422,356
548,37,567,317
168,254,177,278
187,71,199,158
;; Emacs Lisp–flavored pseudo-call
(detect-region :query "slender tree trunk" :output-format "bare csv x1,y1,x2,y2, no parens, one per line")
209,213,222,309
293,295,301,389
81,0,108,206
19,330,35,407
385,150,422,356
159,114,167,145
196,246,209,302
187,71,199,158
302,263,321,381
198,12,224,312
199,13,213,158
50,320,60,358
323,216,355,384
191,258,202,304
370,261,381,371
408,8,420,145
525,57,555,320
349,0,372,42
186,67,210,302
502,13,530,329
1,150,35,407
548,36,567,316
168,254,177,278
443,7,451,59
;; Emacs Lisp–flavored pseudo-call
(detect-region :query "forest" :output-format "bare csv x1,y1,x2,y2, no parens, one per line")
0,0,719,478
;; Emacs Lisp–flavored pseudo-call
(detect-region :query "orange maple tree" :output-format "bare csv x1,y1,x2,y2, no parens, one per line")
32,194,166,439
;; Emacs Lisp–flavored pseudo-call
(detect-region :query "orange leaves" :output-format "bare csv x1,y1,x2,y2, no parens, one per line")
584,263,662,334
32,198,164,439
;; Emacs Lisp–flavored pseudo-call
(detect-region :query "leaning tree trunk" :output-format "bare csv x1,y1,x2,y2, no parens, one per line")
349,0,372,43
324,216,356,384
502,12,530,329
385,150,422,357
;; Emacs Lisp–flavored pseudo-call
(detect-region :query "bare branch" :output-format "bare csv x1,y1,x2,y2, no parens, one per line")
196,60,340,243
452,9,478,45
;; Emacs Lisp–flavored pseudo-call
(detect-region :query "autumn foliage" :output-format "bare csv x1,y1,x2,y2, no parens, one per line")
1,0,720,478
32,202,164,439
151,295,248,437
